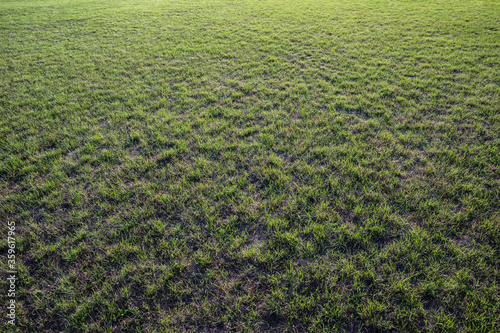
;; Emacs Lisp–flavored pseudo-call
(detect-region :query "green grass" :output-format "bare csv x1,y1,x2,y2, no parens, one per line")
1,0,499,331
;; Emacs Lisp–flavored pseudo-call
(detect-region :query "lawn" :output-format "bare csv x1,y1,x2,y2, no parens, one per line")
0,0,499,331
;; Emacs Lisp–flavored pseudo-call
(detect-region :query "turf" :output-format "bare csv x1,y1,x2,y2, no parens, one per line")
1,0,499,331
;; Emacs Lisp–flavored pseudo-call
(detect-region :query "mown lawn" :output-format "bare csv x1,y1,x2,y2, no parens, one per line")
1,0,499,331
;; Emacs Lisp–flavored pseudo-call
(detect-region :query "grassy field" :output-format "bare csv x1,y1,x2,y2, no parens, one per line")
1,0,499,331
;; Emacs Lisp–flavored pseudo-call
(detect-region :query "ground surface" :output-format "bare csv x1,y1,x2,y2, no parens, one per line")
1,0,499,331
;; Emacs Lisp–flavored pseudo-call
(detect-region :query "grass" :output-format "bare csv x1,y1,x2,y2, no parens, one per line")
0,0,499,331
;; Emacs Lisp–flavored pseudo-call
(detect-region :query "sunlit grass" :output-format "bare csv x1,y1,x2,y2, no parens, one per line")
0,0,499,331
